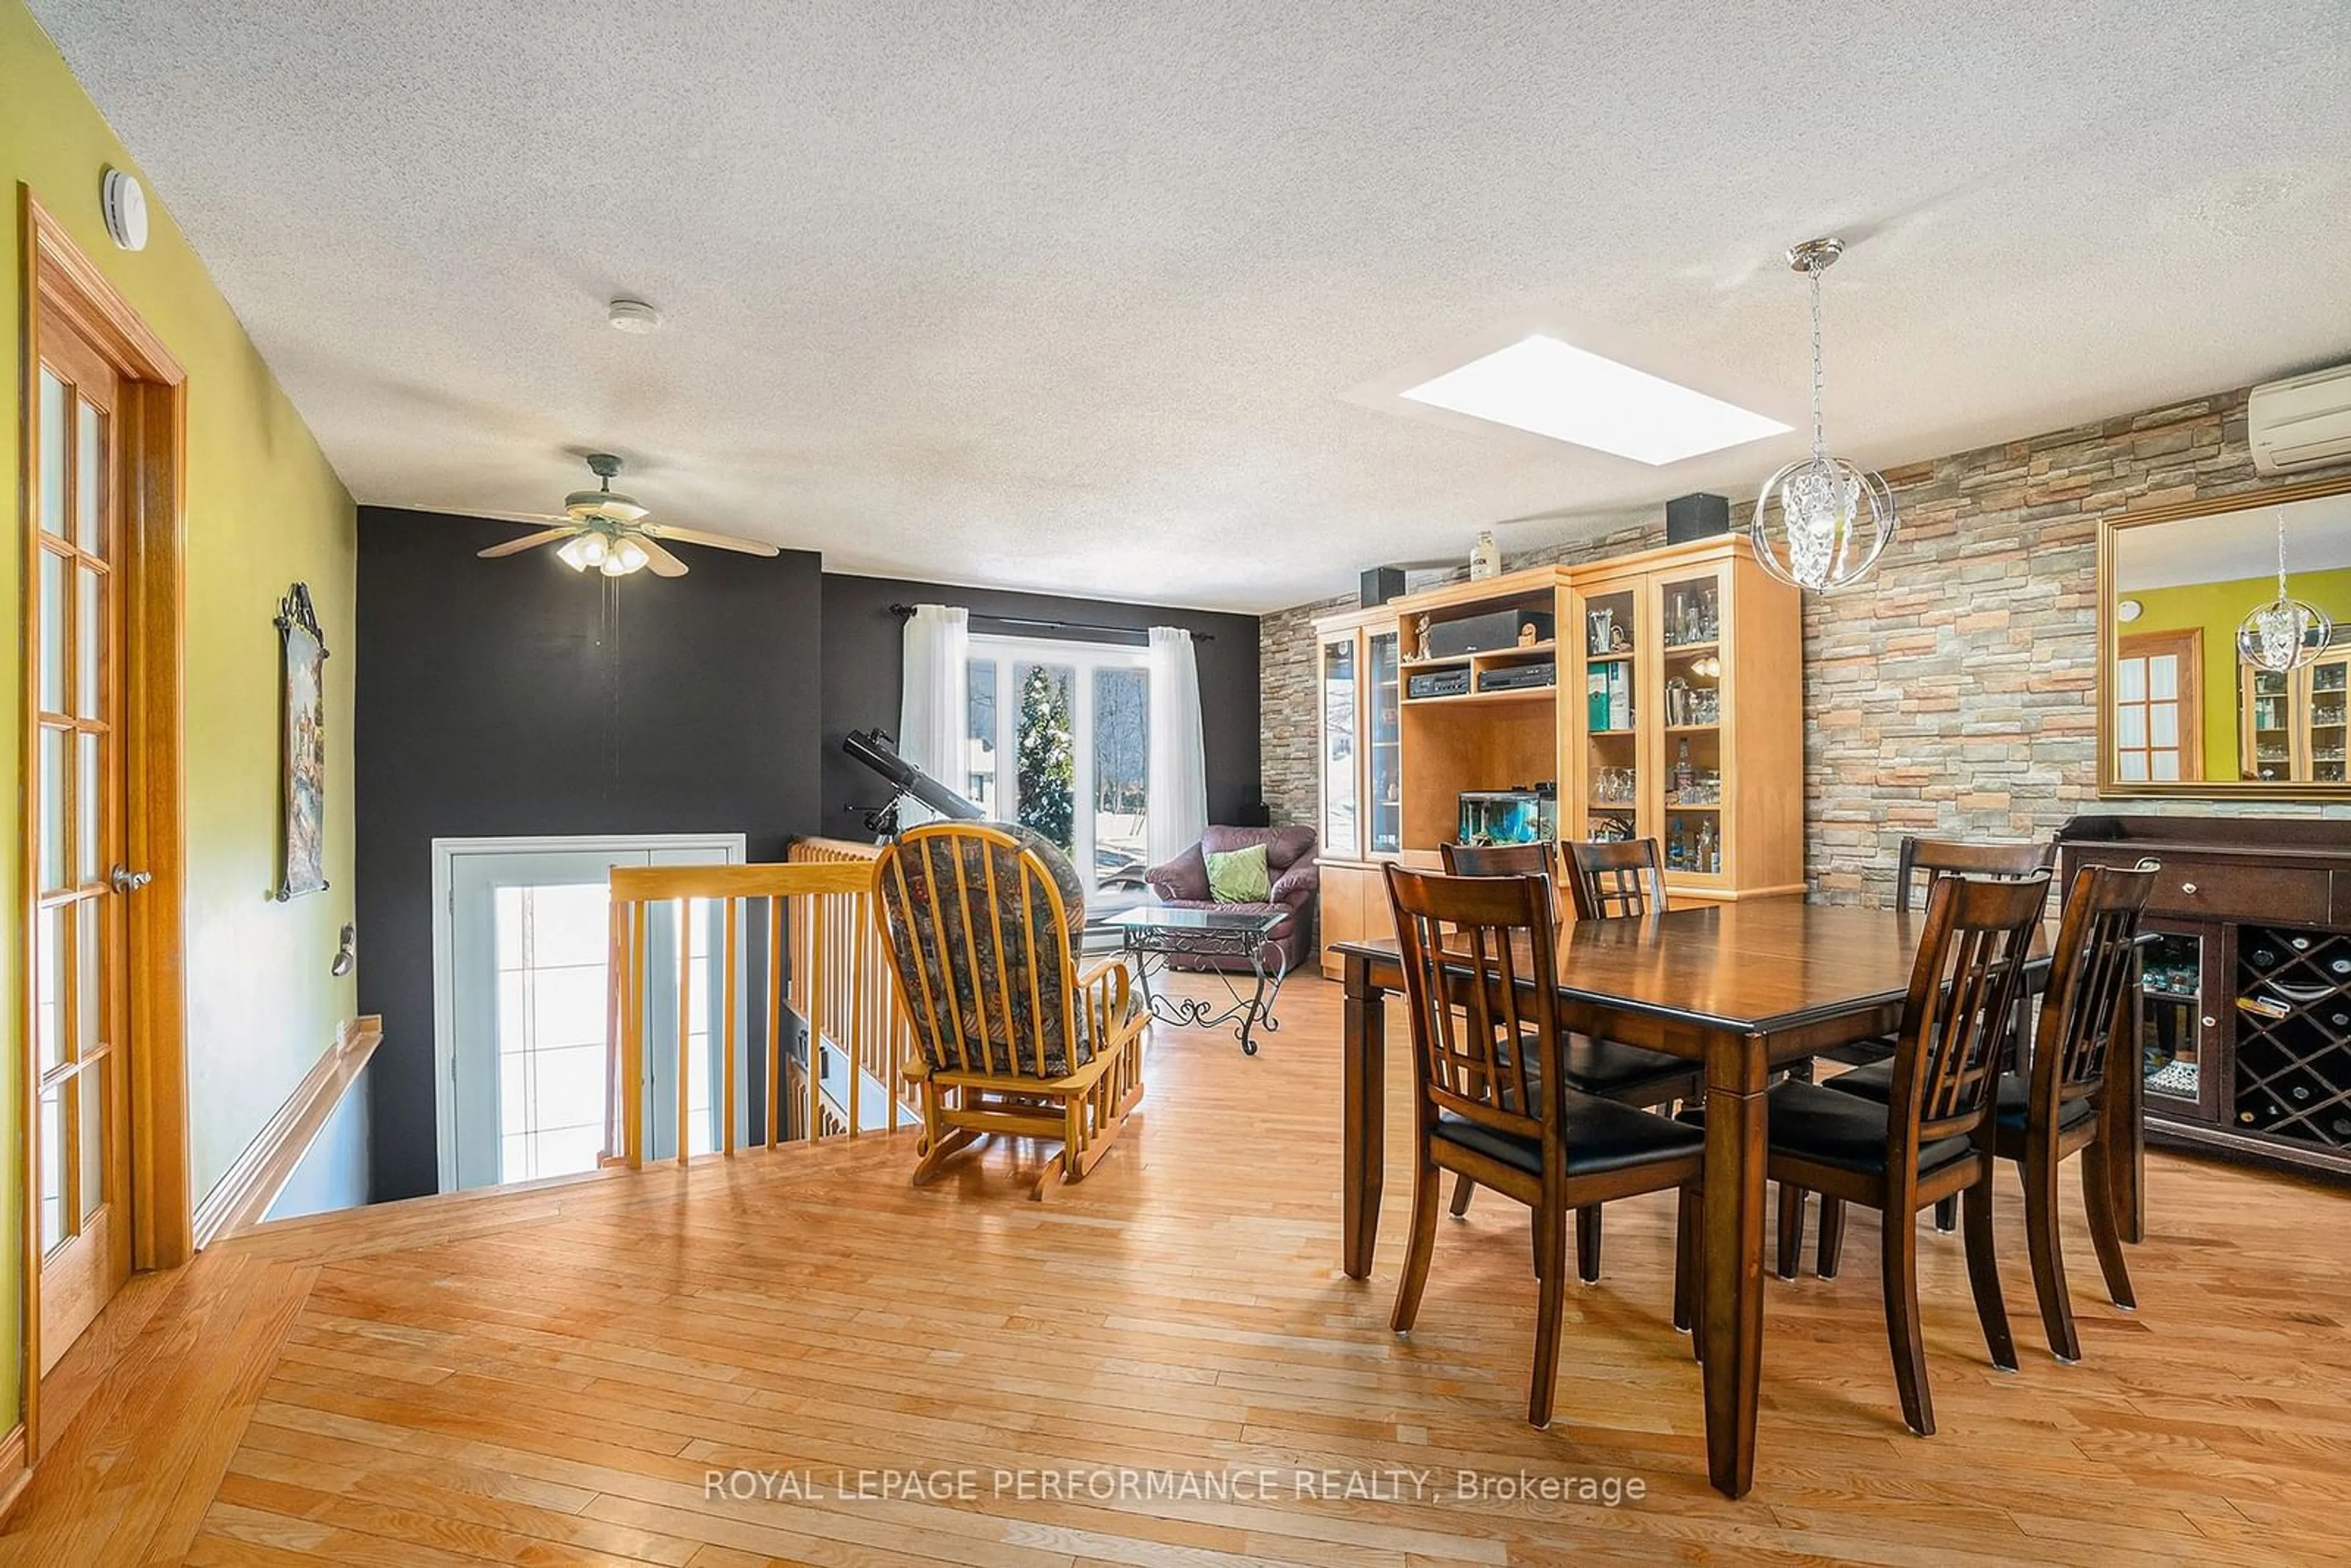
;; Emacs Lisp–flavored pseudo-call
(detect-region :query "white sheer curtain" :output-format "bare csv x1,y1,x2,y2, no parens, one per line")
1146,626,1209,868
898,604,969,825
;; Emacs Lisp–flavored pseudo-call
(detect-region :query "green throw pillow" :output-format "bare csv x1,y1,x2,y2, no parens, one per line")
1204,843,1272,903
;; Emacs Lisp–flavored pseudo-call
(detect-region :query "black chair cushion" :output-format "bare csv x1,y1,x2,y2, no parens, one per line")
1823,1062,2099,1134
1817,1059,1895,1101
1561,1034,1697,1104
1435,1090,1703,1179
1742,1079,1976,1176
1466,1033,1691,1114
1814,1035,1898,1068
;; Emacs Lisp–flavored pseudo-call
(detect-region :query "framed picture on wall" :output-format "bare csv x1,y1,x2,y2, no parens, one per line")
276,582,330,900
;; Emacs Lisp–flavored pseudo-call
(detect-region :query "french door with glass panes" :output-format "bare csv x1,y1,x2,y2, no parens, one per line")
31,311,135,1372
2115,630,2200,784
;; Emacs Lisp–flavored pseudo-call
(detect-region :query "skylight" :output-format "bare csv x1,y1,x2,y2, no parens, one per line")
1400,336,1790,466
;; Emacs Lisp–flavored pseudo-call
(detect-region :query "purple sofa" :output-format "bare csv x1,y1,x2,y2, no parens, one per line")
1143,825,1319,974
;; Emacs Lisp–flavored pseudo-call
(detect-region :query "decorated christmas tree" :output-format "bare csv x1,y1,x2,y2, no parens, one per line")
1016,666,1074,850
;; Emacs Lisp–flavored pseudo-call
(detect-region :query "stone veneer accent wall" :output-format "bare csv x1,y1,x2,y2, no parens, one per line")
1259,385,2351,906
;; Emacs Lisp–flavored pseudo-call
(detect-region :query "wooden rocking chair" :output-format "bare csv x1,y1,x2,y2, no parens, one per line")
873,822,1147,1198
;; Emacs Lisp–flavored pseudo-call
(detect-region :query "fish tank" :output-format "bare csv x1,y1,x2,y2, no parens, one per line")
1457,789,1558,847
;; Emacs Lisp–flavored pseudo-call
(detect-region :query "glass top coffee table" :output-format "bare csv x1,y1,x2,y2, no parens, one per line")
1102,906,1289,1055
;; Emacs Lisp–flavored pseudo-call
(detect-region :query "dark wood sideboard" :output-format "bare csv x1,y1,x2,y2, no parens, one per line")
2058,816,2351,1180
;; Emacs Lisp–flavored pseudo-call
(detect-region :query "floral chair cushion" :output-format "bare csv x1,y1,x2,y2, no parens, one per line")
877,822,1096,1078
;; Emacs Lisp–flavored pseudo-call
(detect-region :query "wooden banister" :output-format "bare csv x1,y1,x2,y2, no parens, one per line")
604,842,913,1169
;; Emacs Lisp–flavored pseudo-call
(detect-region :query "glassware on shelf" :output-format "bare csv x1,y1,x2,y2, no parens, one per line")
1665,583,1720,648
2139,930,2203,1100
1667,816,1689,870
1666,765,1722,806
1673,738,1695,798
1592,766,1638,805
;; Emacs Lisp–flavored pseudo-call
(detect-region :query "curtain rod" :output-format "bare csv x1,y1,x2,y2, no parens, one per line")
888,602,1215,642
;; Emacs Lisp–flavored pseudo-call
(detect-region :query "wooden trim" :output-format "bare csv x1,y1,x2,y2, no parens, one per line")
2097,470,2351,800
189,1017,381,1248
0,1423,26,1525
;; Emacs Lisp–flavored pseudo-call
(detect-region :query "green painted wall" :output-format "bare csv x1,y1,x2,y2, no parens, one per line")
1,0,355,1426
2129,566,2351,781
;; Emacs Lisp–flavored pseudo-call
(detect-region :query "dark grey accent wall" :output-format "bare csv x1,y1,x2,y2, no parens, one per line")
818,574,1263,841
264,1060,374,1222
355,507,825,1201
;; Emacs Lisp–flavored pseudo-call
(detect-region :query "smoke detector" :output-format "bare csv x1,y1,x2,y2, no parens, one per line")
607,298,661,334
102,168,149,251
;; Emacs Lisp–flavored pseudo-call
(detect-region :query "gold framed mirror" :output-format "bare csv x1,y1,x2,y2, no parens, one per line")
2098,473,2351,798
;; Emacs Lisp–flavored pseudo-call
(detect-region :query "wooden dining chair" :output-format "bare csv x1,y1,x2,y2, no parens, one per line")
1737,871,2047,1436
1382,864,1706,1428
1812,835,2057,1241
1562,838,1667,921
1894,836,2057,910
1818,861,2154,1360
1438,839,1699,1282
1442,839,1558,899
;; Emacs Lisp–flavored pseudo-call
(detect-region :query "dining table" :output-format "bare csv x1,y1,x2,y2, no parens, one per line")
1333,898,2145,1501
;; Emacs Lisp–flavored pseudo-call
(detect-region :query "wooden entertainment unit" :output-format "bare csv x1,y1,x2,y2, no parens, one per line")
1313,536,1805,977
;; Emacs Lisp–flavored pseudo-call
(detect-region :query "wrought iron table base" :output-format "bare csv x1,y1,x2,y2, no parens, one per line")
1122,932,1288,1055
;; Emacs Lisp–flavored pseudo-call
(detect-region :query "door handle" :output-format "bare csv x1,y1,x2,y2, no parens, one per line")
109,865,153,894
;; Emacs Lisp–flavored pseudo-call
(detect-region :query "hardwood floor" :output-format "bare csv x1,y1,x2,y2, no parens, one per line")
6,975,2350,1565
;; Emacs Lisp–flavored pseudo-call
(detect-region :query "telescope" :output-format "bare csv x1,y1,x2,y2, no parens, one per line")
841,728,986,833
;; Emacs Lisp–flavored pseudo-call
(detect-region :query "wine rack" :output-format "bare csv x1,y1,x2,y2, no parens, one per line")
2234,926,2351,1150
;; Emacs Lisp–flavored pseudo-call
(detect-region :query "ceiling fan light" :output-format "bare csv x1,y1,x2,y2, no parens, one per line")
610,538,650,575
579,533,611,568
555,536,593,572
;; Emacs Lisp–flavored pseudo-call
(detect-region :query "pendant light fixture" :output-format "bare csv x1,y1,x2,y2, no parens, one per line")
1751,237,1895,593
2237,509,2331,672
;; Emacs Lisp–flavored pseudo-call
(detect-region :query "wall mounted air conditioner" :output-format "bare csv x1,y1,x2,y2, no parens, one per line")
2249,363,2351,475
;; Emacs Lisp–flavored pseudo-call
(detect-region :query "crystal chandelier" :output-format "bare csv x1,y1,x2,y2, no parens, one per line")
2237,510,2331,673
1750,237,1895,593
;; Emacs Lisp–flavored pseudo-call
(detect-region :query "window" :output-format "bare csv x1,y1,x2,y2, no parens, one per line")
493,883,615,1182
967,637,1152,906
966,661,999,817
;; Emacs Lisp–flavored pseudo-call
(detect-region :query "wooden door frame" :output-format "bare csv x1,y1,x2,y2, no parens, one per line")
2117,628,2203,783
17,190,190,1458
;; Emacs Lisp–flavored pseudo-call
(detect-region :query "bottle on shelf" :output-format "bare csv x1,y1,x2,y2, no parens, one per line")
1695,818,1718,875
1673,738,1695,799
1668,816,1689,871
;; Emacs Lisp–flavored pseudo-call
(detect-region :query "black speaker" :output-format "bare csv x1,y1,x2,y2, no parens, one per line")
1666,492,1731,544
1359,566,1406,607
1427,608,1553,658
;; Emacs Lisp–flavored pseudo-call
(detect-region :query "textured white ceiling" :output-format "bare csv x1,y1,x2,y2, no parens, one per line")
32,1,2351,611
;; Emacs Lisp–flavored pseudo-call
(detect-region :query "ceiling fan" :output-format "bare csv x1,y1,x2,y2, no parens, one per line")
474,454,782,577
